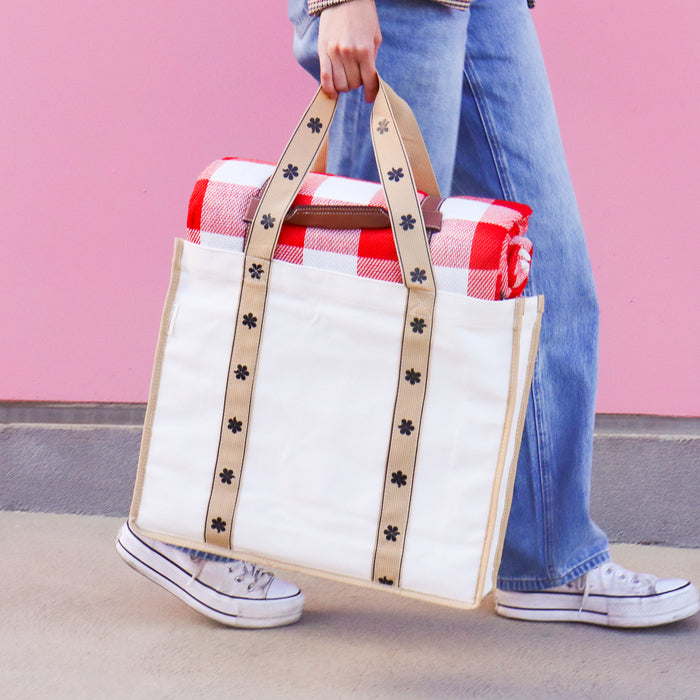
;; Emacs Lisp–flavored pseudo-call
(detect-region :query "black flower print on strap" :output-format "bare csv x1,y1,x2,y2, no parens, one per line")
248,263,264,279
307,117,323,133
211,517,227,533
282,164,299,180
383,525,400,541
391,470,407,488
387,167,404,182
234,364,249,380
404,369,421,385
378,576,394,586
400,214,416,231
410,318,426,334
227,417,243,434
219,469,235,484
376,118,390,135
410,268,427,284
242,313,258,329
260,213,276,230
398,419,415,436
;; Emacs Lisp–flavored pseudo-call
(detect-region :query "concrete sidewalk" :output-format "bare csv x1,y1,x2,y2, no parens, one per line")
2,511,699,699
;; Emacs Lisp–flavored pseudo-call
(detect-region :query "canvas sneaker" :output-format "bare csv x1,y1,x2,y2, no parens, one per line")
116,522,304,628
495,561,699,627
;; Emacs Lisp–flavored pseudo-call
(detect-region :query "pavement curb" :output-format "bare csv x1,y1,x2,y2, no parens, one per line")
1,404,698,547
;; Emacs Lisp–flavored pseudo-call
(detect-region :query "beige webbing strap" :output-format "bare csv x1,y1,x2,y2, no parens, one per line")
369,79,437,587
205,90,337,547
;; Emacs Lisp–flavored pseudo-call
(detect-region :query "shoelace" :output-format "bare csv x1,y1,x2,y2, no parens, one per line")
579,575,591,614
575,562,656,613
226,560,275,593
186,557,208,588
598,562,655,590
184,557,274,592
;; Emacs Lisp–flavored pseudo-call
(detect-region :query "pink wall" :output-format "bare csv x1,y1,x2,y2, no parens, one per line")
2,2,699,416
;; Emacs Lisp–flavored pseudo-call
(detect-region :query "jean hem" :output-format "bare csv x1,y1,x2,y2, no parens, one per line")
172,544,239,563
495,547,611,592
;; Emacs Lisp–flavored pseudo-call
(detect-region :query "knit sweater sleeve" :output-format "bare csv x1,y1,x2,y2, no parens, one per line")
307,0,351,15
307,0,471,16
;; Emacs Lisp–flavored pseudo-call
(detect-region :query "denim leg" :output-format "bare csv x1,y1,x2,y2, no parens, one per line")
452,0,609,590
289,0,610,591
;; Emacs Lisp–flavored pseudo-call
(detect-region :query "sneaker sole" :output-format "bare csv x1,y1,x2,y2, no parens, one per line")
495,587,700,628
116,524,304,629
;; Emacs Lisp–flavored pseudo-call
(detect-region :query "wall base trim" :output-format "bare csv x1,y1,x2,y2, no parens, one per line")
2,404,698,547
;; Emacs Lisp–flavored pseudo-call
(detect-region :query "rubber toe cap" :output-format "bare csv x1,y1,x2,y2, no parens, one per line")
267,577,301,600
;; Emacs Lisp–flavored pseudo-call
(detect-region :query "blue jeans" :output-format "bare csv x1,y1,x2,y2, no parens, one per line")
290,0,610,590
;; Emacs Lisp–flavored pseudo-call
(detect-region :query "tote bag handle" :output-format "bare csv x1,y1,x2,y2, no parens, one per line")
245,77,439,292
309,87,441,201
206,78,440,584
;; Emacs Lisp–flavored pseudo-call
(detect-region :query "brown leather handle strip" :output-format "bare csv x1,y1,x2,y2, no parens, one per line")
244,194,443,232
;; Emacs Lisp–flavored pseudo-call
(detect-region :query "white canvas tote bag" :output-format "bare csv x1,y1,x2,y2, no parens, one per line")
130,80,543,609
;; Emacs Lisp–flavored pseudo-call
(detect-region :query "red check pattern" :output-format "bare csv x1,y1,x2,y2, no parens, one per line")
186,158,533,300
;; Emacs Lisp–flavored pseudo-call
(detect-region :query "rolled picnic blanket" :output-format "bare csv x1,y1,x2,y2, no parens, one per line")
186,158,533,301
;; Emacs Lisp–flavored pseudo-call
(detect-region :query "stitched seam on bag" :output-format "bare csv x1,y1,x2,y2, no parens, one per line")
130,240,184,524
491,297,544,592
475,298,523,602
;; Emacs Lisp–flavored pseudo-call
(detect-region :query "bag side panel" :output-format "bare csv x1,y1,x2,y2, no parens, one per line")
130,239,185,524
484,295,544,589
133,241,244,542
399,293,529,602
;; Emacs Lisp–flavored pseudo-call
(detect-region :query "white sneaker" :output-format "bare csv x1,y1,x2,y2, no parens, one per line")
495,561,700,628
116,522,304,628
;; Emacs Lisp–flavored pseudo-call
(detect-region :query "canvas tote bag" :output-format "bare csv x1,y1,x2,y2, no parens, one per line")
130,79,544,609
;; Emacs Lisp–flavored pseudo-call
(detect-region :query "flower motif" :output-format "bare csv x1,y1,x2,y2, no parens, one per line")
404,368,421,385
282,163,299,180
211,517,227,533
307,117,323,134
248,263,264,279
383,525,400,541
378,576,394,586
400,214,416,231
227,417,243,434
387,167,404,182
242,313,258,329
391,470,408,488
260,213,276,230
398,419,415,436
234,364,249,381
219,469,235,484
376,118,390,135
410,267,427,284
410,317,426,334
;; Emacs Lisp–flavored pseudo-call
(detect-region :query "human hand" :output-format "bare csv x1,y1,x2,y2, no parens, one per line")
318,0,382,102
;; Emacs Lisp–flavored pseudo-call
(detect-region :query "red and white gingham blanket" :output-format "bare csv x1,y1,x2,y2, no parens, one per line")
186,158,533,300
